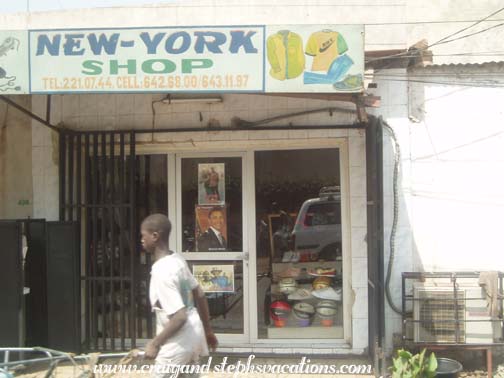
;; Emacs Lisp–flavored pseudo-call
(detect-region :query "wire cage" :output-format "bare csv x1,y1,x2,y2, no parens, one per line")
401,272,504,347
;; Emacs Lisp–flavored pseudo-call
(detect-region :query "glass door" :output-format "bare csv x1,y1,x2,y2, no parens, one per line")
175,152,249,343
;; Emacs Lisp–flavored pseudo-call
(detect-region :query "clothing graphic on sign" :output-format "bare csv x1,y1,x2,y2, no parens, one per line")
305,30,348,72
197,227,227,252
149,252,209,368
267,30,305,81
303,54,353,85
332,74,363,92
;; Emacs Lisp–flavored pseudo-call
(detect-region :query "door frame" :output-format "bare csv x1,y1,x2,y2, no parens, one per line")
175,151,250,345
135,137,352,347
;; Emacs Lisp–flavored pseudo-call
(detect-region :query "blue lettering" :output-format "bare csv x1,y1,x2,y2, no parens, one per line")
36,34,61,56
165,32,190,54
64,34,85,56
229,31,258,53
194,31,226,53
140,32,166,54
87,33,120,55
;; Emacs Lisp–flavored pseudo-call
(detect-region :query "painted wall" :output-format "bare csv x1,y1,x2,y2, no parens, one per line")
368,63,504,352
2,0,503,65
0,96,33,219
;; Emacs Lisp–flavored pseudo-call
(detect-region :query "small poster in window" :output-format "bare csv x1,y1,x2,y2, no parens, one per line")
193,264,235,292
198,163,225,205
195,205,228,252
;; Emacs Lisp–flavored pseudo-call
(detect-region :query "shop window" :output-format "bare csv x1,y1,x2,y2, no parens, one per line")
181,157,243,252
255,149,343,339
186,260,244,334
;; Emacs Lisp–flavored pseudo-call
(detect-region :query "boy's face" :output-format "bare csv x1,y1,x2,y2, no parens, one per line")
141,227,159,253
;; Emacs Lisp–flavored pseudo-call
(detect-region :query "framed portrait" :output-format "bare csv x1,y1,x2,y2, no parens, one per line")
192,264,235,293
198,163,225,205
195,205,228,252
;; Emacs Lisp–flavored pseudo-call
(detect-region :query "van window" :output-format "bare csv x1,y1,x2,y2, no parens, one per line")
305,202,341,226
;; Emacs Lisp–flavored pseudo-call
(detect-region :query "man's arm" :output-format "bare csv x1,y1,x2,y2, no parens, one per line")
144,307,188,359
193,285,218,351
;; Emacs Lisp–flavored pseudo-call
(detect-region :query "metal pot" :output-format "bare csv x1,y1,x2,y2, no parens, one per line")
436,358,463,378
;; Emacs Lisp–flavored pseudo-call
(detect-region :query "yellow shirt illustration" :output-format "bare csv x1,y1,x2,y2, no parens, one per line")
305,30,348,72
267,30,305,80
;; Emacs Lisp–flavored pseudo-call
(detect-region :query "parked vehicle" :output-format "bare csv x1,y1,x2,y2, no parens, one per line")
291,186,342,261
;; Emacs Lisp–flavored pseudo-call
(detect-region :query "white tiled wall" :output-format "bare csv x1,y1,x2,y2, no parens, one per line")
31,93,369,353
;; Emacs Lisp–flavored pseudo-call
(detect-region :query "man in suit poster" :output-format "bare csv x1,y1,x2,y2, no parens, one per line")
196,205,228,252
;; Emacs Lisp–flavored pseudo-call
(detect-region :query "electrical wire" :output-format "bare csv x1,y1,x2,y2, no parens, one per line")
380,118,404,315
432,22,504,47
369,72,504,77
365,51,504,62
366,77,504,88
366,6,504,64
429,6,504,47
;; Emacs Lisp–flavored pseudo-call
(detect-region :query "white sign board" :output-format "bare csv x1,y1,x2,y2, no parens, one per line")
0,25,364,94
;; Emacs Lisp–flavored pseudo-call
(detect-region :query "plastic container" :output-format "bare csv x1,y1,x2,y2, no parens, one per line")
436,358,463,378
320,318,334,327
273,318,287,327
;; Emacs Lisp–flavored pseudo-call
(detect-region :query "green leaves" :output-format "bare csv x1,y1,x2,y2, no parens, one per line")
390,349,437,378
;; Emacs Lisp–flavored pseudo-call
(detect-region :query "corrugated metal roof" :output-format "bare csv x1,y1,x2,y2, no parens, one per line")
414,61,504,70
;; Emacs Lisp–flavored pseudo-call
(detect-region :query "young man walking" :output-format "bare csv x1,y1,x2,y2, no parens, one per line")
140,214,218,377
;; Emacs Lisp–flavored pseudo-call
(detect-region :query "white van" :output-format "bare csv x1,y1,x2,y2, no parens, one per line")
290,187,342,262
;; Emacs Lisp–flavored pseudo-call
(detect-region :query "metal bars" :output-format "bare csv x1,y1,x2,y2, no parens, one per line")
59,130,138,351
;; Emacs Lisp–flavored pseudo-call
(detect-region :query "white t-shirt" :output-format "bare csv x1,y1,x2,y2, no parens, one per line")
149,252,209,363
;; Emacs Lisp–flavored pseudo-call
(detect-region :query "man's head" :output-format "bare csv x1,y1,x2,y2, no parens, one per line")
208,207,224,232
141,213,171,253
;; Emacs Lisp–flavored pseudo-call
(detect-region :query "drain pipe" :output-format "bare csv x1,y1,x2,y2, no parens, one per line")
380,118,403,315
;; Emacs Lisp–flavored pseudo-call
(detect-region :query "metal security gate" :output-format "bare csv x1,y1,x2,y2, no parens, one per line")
59,130,141,351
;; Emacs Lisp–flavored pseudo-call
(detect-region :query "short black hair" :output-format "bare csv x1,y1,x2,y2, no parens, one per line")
208,207,224,219
141,213,171,243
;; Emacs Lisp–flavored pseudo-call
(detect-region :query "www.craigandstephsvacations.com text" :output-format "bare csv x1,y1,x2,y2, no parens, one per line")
93,355,373,377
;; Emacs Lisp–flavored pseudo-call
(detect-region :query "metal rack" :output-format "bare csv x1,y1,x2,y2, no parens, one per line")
401,271,504,346
401,272,504,378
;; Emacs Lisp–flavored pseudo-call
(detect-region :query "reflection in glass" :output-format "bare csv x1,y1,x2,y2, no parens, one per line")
255,149,343,339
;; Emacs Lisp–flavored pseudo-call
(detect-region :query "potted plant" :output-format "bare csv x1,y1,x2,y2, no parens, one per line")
391,349,463,378
391,349,437,378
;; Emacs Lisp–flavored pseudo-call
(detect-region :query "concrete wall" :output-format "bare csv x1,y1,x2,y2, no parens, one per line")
407,0,504,65
0,0,407,52
0,96,34,219
31,95,59,221
368,63,504,352
2,0,504,65
408,64,504,272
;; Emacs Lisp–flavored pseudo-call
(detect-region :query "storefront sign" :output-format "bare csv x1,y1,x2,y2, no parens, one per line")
0,31,29,94
1,25,364,94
